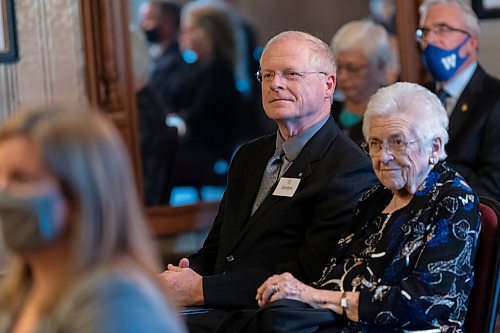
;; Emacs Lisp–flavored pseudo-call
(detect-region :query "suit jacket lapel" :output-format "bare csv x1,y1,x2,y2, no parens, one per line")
448,67,485,140
225,135,276,239
228,117,339,252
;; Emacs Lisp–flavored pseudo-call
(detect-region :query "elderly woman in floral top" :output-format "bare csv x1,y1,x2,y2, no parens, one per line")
252,82,480,333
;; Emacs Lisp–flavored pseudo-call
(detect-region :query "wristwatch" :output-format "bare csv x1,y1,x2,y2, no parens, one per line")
341,292,348,315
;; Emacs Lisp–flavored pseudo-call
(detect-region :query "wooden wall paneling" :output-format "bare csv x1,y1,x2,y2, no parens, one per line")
395,0,425,83
148,202,219,236
80,0,143,192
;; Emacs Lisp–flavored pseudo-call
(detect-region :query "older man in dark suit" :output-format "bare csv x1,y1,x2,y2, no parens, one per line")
160,31,378,332
417,0,500,200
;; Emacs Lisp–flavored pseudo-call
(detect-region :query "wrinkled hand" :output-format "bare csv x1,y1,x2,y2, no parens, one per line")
256,273,360,321
160,258,204,307
256,272,317,307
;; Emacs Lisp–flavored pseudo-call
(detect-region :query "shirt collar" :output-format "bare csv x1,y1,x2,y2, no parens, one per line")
438,61,477,98
275,115,329,162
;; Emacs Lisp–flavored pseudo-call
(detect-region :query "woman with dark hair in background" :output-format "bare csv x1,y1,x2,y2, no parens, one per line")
167,4,241,191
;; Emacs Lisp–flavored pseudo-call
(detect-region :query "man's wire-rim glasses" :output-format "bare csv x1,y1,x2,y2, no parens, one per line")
256,70,328,83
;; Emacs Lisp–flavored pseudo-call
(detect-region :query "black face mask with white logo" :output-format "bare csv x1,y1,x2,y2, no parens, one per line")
0,190,65,253
143,28,161,44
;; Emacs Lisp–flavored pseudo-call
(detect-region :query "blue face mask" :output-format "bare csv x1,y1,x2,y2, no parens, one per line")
424,35,471,82
0,190,65,252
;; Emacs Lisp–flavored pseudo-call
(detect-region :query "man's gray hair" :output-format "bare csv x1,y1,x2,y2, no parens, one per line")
260,31,336,74
419,0,481,39
363,82,449,160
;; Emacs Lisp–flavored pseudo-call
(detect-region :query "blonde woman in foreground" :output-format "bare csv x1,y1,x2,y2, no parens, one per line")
0,104,186,333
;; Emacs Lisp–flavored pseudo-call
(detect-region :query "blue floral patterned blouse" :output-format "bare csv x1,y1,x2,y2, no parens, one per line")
314,162,480,332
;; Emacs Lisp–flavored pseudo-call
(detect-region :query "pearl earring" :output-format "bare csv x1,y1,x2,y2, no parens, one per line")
429,156,437,165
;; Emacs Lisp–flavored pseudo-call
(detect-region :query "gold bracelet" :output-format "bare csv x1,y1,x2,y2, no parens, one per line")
340,292,348,316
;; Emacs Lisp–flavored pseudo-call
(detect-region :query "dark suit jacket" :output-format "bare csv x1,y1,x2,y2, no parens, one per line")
188,117,378,308
179,55,241,159
147,42,185,116
437,66,500,200
136,85,177,205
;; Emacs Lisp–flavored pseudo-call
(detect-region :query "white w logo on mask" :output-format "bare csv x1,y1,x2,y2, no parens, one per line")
441,54,457,70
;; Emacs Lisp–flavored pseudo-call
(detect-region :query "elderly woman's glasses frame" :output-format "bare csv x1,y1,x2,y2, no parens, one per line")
361,138,418,156
255,70,327,83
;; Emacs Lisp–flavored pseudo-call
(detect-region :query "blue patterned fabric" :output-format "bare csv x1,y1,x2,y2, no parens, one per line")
313,162,480,332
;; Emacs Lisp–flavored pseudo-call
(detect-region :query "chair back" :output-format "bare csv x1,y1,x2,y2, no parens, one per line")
465,196,500,333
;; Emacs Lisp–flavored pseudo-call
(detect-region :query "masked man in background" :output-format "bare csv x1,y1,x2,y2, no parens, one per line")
417,0,500,200
140,0,185,115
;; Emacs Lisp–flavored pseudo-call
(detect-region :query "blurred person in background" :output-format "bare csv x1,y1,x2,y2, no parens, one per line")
417,0,500,200
195,0,259,97
130,25,178,206
194,0,271,139
167,4,241,192
140,0,185,115
369,0,397,35
331,20,399,146
0,104,186,333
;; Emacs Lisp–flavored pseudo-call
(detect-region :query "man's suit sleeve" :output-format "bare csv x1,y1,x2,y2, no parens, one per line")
187,143,248,275
449,91,500,200
187,196,225,275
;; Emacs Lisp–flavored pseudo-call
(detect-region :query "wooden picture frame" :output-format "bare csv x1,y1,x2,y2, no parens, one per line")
0,0,18,63
472,0,500,19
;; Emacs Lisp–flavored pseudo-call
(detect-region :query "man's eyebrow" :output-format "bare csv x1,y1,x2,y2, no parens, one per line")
387,133,406,140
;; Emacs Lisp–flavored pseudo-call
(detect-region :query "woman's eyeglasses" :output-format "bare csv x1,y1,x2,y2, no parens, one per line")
361,137,418,156
336,63,369,75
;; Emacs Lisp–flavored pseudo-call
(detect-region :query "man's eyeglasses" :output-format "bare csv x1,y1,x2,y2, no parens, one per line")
361,137,418,156
336,63,369,75
415,23,470,43
256,70,327,83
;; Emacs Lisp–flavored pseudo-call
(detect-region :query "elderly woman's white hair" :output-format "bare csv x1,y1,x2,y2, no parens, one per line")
331,20,398,85
419,0,481,39
363,82,449,160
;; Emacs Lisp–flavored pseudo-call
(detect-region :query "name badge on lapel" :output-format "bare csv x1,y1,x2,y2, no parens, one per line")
273,177,301,197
